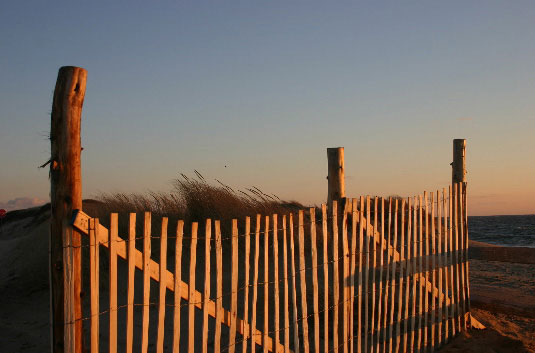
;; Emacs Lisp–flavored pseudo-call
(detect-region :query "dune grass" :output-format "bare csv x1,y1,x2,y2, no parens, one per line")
88,172,304,240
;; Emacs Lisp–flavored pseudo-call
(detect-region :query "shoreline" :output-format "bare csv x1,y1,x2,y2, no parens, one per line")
466,240,535,352
470,240,535,264
469,240,535,317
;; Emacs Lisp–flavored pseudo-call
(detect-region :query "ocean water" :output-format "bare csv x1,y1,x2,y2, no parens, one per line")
468,215,535,248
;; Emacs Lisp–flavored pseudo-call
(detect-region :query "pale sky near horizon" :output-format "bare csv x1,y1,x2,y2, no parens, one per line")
1,1,534,216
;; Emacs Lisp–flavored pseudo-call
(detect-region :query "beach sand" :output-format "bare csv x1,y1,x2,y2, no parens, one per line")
438,241,535,352
0,206,534,352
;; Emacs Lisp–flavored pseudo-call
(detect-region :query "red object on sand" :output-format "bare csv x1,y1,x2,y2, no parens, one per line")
0,209,6,218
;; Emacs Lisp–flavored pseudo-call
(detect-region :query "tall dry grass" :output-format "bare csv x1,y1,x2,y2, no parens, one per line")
89,172,304,242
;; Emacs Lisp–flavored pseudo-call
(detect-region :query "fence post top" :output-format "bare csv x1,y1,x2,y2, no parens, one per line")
59,65,87,72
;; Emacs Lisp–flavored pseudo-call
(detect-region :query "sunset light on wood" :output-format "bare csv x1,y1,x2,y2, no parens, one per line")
0,2,534,353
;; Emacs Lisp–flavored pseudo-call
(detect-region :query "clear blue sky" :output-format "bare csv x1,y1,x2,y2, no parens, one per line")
1,1,534,215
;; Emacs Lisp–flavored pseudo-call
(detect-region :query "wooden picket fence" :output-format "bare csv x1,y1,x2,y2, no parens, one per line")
67,182,472,353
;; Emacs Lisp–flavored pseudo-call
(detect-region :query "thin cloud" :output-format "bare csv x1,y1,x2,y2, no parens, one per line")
457,117,473,122
0,197,47,212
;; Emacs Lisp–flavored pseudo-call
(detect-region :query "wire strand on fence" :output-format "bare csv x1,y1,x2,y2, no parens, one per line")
62,224,452,250
61,247,463,324
65,192,455,250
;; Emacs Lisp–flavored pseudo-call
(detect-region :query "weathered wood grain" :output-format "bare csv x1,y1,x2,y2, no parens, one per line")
50,66,87,353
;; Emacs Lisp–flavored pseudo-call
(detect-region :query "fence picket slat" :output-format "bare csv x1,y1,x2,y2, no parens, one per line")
141,212,151,353
402,198,411,353
282,215,290,353
370,197,378,353
370,196,382,353
214,221,223,353
333,201,340,353
109,214,118,353
214,221,222,353
250,216,261,353
363,197,371,353
453,184,462,334
173,221,184,353
350,199,358,353
442,188,450,342
446,188,452,339
411,197,418,351
436,191,443,348
273,215,280,351
341,201,349,353
309,208,320,353
89,218,99,353
418,195,424,352
157,218,169,353
448,186,457,337
376,198,385,353
298,210,310,353
242,217,251,353
322,204,330,353
430,192,436,352
462,183,472,326
463,183,472,314
389,200,399,353
428,191,432,352
454,185,460,335
381,198,390,353
357,197,365,353
202,219,212,353
458,183,468,331
264,216,270,353
188,222,199,353
126,214,136,353
289,213,301,353
229,219,239,353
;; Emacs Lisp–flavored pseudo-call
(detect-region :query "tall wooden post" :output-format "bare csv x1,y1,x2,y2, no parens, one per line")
327,147,348,346
452,139,466,184
452,138,468,329
50,66,87,353
452,139,467,233
327,147,345,206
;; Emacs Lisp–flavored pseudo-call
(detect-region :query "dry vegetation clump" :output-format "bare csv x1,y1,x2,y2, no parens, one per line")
90,172,304,240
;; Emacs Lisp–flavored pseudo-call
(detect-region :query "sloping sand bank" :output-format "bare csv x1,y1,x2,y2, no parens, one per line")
439,308,535,353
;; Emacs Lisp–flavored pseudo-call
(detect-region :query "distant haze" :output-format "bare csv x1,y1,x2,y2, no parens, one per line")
1,1,534,216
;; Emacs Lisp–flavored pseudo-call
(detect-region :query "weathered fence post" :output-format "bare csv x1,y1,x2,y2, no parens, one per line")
452,139,467,249
452,138,472,330
327,147,349,347
50,66,87,353
452,139,466,184
327,147,345,206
